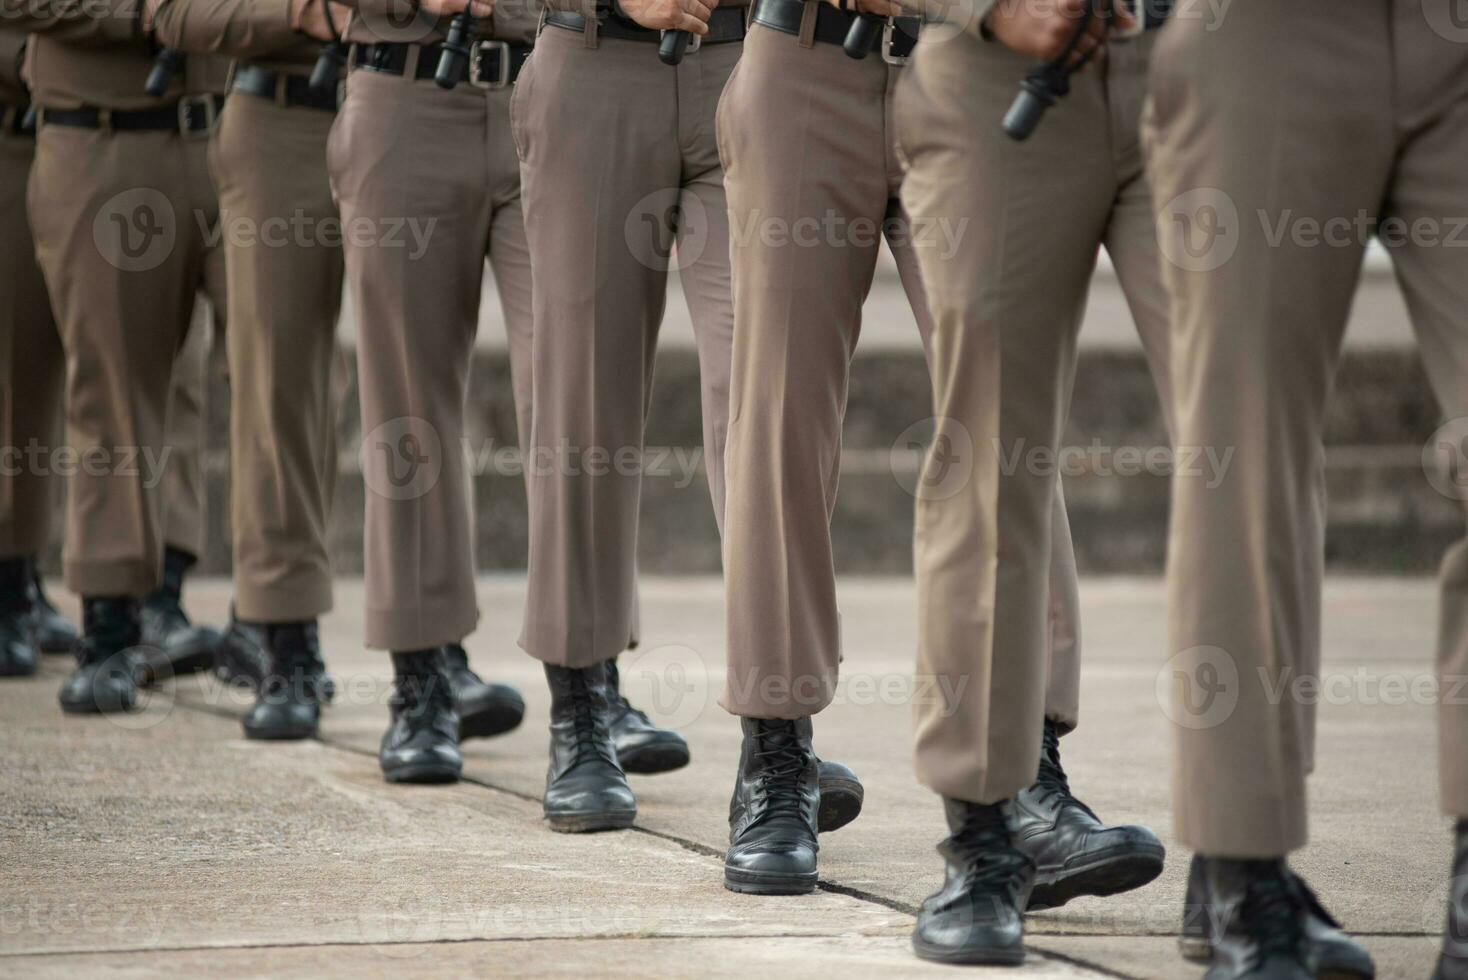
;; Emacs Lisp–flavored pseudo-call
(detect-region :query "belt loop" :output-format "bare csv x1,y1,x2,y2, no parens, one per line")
98,107,114,133
276,72,290,106
581,0,600,47
405,43,424,79
797,0,818,48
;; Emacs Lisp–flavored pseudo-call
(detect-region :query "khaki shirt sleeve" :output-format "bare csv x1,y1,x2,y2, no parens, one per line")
1,0,145,45
149,0,300,57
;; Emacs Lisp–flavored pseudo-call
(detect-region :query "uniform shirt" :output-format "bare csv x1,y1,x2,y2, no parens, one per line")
342,0,538,45
3,0,229,109
151,0,322,72
0,28,28,104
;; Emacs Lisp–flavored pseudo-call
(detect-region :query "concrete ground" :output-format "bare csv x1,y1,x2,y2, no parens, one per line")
1,576,1453,978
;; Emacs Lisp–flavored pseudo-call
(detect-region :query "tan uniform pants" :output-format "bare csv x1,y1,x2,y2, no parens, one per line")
211,92,343,622
717,21,1081,732
331,62,533,651
28,124,221,597
896,33,1170,803
1147,0,1468,856
1,132,64,560
513,26,737,668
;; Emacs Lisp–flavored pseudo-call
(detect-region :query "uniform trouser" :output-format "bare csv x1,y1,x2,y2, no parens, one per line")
28,124,222,597
331,62,533,651
0,133,63,561
1145,0,1468,856
513,27,737,668
211,92,343,622
895,35,1171,802
716,22,1081,728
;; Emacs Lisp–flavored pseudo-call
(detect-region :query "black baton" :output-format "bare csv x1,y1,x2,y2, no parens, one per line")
1002,1,1110,141
436,10,477,89
145,47,186,97
842,11,882,59
659,29,692,64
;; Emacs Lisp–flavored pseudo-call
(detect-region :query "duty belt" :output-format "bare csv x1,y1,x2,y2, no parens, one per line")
752,0,919,64
40,95,224,138
233,63,341,112
544,6,747,45
353,39,532,88
0,101,36,137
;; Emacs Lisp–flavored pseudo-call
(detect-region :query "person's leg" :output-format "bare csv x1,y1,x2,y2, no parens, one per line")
28,127,214,712
332,66,492,783
212,95,343,741
1378,18,1468,974
716,23,891,895
1146,2,1393,974
0,136,61,675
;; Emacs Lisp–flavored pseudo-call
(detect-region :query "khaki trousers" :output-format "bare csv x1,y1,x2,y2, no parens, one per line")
896,33,1171,803
211,92,343,622
0,133,64,560
1146,0,1468,855
331,63,533,651
717,21,1081,730
513,27,737,668
29,124,222,597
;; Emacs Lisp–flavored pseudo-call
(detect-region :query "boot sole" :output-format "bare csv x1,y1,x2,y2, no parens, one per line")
1180,939,1374,980
382,762,462,784
817,776,864,834
911,934,1025,966
545,809,637,834
58,692,137,715
723,866,818,896
0,662,39,678
618,742,691,775
1025,844,1165,911
140,644,219,685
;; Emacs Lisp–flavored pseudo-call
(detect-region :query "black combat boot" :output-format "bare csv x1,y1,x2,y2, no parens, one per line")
724,717,820,894
380,649,462,784
139,547,221,680
1181,854,1374,978
912,798,1033,966
542,661,637,832
1007,720,1165,910
604,657,691,774
1433,821,1468,980
440,644,525,741
1184,858,1326,980
58,597,142,714
242,621,332,741
0,557,39,677
28,561,78,654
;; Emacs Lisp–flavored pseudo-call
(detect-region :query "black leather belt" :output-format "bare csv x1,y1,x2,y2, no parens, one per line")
0,101,36,137
752,0,918,62
544,5,746,45
352,39,532,88
40,94,224,136
232,63,340,112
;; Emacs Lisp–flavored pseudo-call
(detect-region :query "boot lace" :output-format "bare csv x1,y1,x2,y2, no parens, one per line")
1029,723,1098,819
263,625,324,700
753,724,808,821
566,671,618,768
947,808,1032,899
1240,870,1308,971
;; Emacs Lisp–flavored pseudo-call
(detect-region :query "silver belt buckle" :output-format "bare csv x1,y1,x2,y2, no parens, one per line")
1113,0,1146,38
177,94,217,138
881,18,913,66
470,39,513,89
